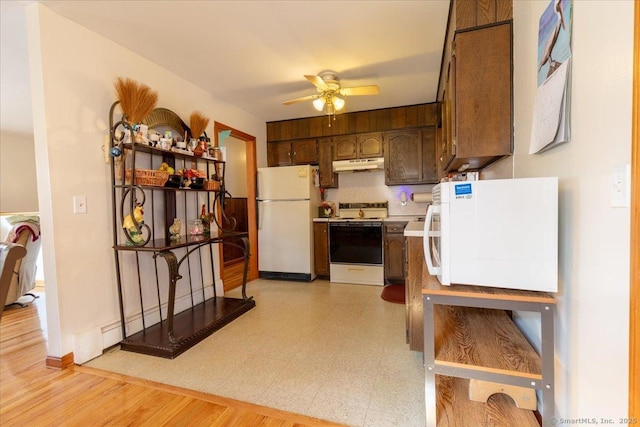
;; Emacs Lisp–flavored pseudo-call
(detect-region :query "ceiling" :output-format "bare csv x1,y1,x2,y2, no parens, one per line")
1,0,450,136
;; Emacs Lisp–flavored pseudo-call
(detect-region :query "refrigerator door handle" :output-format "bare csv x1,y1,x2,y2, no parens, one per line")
255,173,260,230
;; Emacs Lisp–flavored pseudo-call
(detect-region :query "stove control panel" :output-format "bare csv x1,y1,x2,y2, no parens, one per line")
338,201,388,219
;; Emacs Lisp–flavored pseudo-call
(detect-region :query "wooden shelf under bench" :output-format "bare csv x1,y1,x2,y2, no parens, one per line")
423,280,556,426
435,376,539,427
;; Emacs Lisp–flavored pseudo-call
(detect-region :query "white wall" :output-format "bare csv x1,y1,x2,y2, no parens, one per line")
0,130,38,213
326,173,434,217
25,3,267,360
488,0,633,419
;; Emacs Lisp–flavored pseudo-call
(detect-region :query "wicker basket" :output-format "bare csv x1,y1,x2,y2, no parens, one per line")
204,180,220,191
125,169,169,187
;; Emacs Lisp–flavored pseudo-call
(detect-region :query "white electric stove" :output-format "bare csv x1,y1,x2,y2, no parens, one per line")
329,202,388,286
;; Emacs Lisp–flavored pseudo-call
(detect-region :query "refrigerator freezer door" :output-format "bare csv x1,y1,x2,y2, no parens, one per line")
258,199,314,279
257,165,314,201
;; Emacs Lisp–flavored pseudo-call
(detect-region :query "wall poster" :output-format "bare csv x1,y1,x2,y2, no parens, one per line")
529,0,573,154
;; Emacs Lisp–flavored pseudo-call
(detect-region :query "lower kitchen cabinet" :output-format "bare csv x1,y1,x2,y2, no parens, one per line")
405,236,427,351
313,222,329,277
384,222,406,284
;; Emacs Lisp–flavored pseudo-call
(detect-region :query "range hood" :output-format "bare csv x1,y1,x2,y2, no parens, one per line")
332,157,385,173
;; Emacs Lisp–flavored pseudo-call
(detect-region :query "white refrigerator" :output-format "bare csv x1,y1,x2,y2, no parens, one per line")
257,165,320,281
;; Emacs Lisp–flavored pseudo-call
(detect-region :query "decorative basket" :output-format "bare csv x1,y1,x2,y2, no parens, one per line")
125,169,169,187
204,180,220,191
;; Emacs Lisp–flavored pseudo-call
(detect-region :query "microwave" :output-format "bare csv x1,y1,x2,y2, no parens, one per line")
423,177,558,292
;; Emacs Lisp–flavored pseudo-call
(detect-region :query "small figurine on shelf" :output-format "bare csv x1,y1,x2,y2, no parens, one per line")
169,218,182,241
200,204,214,234
122,205,145,244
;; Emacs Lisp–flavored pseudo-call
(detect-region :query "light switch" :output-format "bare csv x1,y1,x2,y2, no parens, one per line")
611,164,630,208
73,196,87,214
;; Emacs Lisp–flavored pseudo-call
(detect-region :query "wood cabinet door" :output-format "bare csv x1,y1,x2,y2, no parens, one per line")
267,141,292,166
292,139,318,164
384,129,422,185
384,230,406,283
357,132,384,158
333,135,357,160
435,120,446,180
313,222,329,276
406,236,425,351
421,127,438,183
318,137,338,188
450,22,512,170
441,60,456,172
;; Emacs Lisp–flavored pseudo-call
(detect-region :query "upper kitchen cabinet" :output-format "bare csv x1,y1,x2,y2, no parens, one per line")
455,0,513,30
318,137,338,188
356,132,384,158
441,22,513,173
385,128,438,185
266,104,439,182
267,139,318,167
333,132,383,160
437,0,513,175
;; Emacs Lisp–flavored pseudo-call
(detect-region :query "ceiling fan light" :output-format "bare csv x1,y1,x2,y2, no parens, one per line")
313,97,325,111
332,96,345,111
325,102,335,116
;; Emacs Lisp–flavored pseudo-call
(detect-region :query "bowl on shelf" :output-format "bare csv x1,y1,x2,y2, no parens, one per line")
189,177,205,190
164,174,184,188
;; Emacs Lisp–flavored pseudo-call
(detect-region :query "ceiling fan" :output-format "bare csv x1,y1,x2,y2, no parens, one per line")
283,71,380,116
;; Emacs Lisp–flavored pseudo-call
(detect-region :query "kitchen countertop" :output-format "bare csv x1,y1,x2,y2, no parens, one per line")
313,216,424,223
404,221,426,237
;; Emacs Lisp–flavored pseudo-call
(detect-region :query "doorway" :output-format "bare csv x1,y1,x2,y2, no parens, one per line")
214,122,258,292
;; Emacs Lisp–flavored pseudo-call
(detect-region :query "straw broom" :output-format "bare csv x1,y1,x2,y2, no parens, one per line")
114,77,158,124
189,112,209,140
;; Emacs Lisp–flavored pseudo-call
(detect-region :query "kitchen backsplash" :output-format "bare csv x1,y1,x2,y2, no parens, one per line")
324,171,433,217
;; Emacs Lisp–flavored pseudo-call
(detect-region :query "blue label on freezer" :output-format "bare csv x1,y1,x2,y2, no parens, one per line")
454,183,472,196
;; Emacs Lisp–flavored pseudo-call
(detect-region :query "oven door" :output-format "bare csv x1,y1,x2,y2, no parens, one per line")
329,222,383,265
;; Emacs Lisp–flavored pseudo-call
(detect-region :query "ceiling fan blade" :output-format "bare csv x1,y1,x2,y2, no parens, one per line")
304,75,329,91
282,94,319,105
340,85,380,96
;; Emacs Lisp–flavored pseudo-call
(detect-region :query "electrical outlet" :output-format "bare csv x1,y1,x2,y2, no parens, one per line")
611,164,630,208
73,196,87,214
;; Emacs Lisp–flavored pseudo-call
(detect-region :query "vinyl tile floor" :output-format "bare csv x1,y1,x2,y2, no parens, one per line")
86,279,426,427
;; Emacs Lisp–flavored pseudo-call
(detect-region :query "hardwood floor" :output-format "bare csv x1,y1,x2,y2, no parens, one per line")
0,291,345,426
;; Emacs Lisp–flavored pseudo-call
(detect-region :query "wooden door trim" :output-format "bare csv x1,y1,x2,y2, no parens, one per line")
213,122,259,288
630,1,639,418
